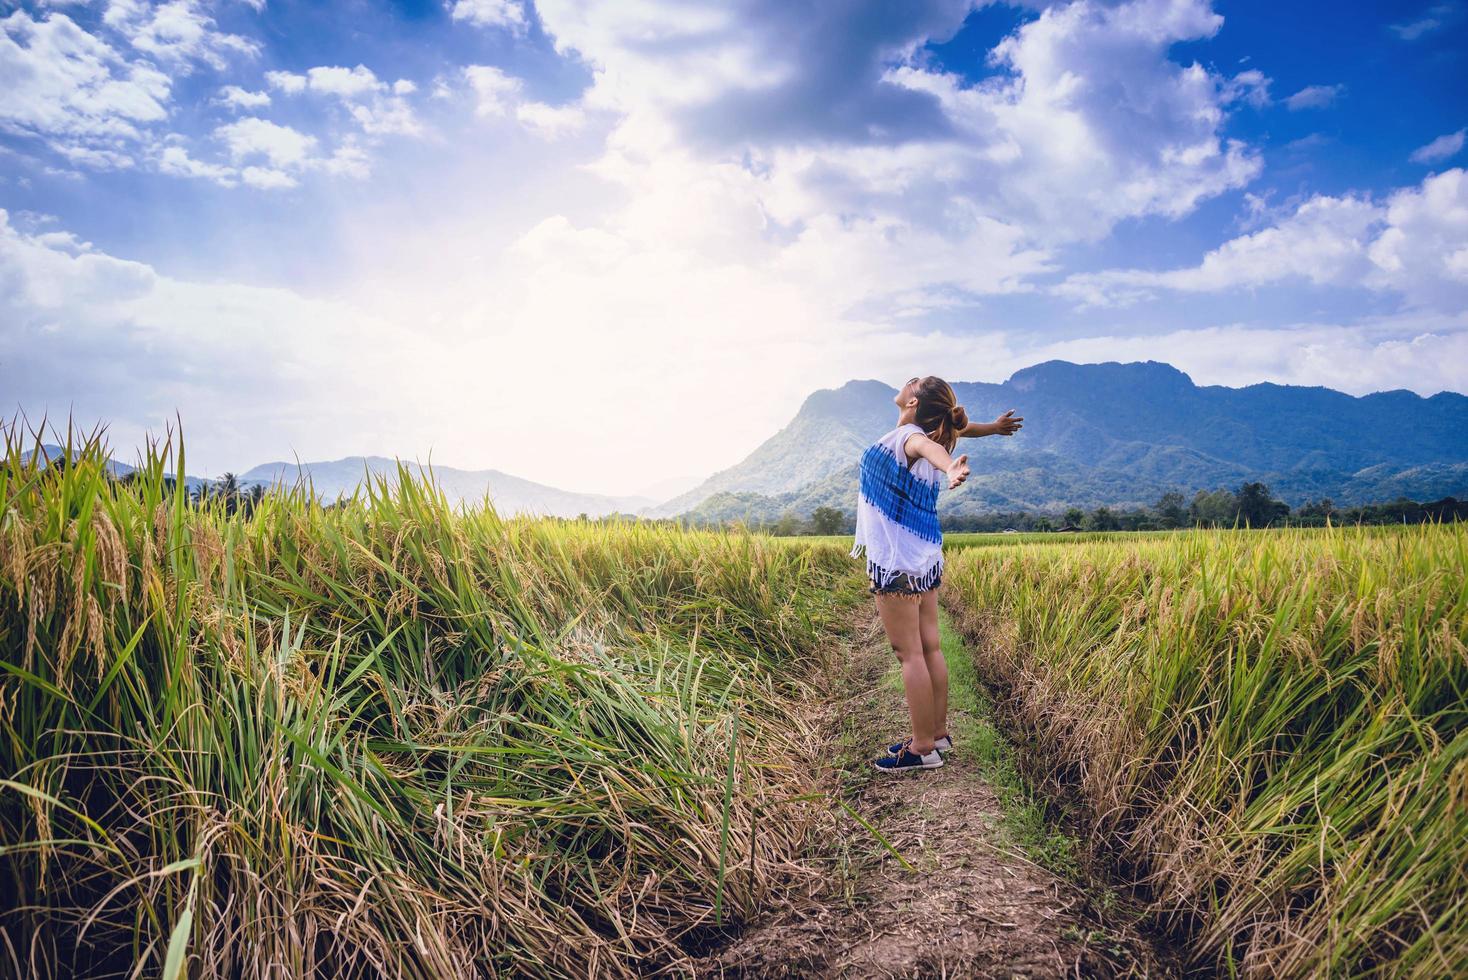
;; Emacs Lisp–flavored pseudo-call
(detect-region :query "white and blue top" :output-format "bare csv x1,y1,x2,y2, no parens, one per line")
849,422,944,590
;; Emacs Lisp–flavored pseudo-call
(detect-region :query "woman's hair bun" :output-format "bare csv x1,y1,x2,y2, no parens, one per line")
950,404,968,429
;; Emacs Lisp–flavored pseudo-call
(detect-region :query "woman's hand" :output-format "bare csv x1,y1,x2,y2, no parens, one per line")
992,409,1023,435
946,454,969,490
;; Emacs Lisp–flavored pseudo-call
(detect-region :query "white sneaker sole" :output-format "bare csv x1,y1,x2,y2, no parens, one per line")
872,756,944,773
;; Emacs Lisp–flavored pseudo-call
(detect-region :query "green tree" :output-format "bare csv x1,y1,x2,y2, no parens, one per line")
809,506,845,535
1190,489,1238,526
773,509,803,536
1154,491,1186,529
1298,498,1335,524
1063,507,1085,527
214,472,241,513
1086,506,1120,531
1237,481,1288,527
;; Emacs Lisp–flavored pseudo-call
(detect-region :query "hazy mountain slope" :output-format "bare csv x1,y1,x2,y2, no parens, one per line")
652,380,898,516
33,446,654,518
37,445,209,491
241,457,654,517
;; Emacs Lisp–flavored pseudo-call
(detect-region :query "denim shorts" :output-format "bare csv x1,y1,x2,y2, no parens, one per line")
869,568,942,598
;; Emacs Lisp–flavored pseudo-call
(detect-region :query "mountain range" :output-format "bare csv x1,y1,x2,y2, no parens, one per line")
654,360,1468,522
34,446,654,519
240,458,655,517
37,360,1468,520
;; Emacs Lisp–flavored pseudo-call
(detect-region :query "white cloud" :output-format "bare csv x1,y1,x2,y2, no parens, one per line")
1220,68,1271,108
1283,132,1330,154
1410,128,1466,164
515,100,586,138
1056,169,1468,314
52,143,140,169
531,0,1268,265
0,10,171,167
206,65,423,179
207,118,374,184
216,117,316,167
1234,187,1311,232
158,143,237,184
0,209,157,310
264,70,307,93
449,0,527,33
534,0,822,112
460,64,587,139
1057,193,1381,306
0,208,436,472
312,140,370,178
349,97,422,136
269,63,423,136
864,0,1263,245
1389,2,1462,40
33,230,88,252
1367,168,1468,308
239,165,296,189
101,0,258,70
217,84,270,110
1014,314,1468,398
0,5,270,177
1283,83,1345,110
305,63,384,99
463,64,523,117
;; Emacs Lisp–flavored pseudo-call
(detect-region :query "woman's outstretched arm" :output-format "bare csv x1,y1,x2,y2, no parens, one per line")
960,410,1023,438
904,433,969,490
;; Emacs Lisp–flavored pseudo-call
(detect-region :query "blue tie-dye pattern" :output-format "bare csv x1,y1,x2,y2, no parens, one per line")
857,441,941,544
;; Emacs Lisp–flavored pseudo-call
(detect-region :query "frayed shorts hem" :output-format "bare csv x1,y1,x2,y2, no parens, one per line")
868,570,942,600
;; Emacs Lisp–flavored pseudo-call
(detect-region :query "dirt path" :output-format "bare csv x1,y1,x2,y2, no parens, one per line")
699,605,1170,979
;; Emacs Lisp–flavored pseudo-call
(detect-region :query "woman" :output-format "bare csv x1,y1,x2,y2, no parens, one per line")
849,376,1022,773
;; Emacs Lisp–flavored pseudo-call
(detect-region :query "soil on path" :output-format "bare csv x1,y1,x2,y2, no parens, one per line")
698,605,1171,979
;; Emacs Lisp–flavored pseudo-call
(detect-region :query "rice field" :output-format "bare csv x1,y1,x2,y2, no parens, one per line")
6,431,1464,979
942,525,1468,978
0,431,860,978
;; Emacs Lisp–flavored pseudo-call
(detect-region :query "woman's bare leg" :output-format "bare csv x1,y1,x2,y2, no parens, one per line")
918,587,949,741
874,592,937,754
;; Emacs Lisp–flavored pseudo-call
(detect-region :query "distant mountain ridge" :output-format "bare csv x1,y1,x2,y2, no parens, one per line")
241,457,654,518
36,360,1468,522
33,445,209,492
36,446,656,519
655,360,1468,521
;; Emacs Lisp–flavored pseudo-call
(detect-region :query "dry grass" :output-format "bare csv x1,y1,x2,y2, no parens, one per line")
943,525,1468,978
0,426,863,978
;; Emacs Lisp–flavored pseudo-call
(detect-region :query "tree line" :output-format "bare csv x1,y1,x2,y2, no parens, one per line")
64,455,1468,534
110,469,270,515
746,483,1468,536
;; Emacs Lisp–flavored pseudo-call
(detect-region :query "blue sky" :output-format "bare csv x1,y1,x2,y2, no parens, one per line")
2,0,1466,496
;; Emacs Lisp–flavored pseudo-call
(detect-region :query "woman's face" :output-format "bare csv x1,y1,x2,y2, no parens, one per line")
895,377,920,423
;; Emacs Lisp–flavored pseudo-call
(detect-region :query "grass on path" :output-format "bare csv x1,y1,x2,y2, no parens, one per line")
868,609,1081,877
874,604,1150,956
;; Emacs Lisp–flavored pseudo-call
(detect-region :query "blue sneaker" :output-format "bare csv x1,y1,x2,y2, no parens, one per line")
873,746,943,773
887,734,953,756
